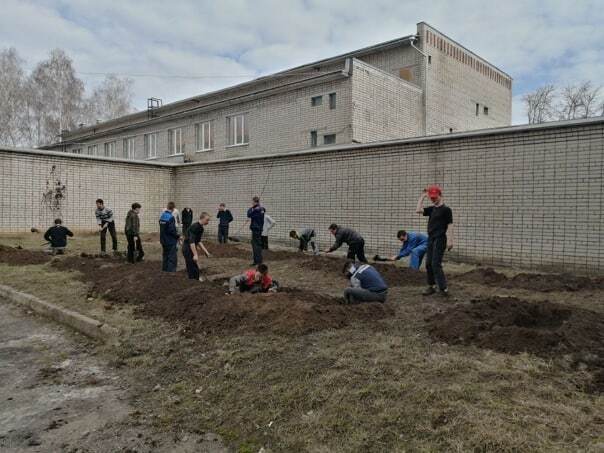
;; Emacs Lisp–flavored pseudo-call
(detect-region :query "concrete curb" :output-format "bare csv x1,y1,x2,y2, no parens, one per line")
0,284,120,344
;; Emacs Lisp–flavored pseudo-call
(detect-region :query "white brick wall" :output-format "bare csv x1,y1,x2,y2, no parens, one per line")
6,120,601,273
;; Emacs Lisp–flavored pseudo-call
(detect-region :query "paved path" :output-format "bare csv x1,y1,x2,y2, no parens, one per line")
0,300,226,453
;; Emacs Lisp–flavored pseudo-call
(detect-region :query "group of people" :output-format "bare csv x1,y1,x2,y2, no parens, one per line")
42,184,453,303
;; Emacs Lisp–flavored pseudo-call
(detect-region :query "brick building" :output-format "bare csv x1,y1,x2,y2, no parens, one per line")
46,22,512,163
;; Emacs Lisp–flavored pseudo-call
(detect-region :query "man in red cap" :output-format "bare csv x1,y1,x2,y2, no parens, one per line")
416,185,454,296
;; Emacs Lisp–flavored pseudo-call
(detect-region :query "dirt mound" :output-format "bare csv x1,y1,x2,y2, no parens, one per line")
300,255,424,287
0,244,50,266
426,296,604,392
459,268,604,292
51,256,394,335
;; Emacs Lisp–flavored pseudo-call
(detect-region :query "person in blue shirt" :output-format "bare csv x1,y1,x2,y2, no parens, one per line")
246,196,265,265
342,261,388,304
388,230,428,270
159,202,181,272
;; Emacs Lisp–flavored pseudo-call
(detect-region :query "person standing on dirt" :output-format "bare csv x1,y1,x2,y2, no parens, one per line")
247,196,265,265
216,203,233,244
181,207,193,240
342,261,388,304
43,218,73,255
325,224,367,263
416,185,454,296
125,203,144,264
261,213,276,250
290,228,319,254
95,199,118,256
183,212,212,280
227,263,278,294
386,230,428,270
159,201,181,272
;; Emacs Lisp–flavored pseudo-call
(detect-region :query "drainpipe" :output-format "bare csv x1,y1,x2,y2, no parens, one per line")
409,36,428,135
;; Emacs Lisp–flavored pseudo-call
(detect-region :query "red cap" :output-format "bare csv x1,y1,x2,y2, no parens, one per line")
427,185,442,197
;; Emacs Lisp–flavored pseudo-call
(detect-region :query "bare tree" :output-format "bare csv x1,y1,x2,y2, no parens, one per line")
26,49,85,146
523,85,556,124
82,74,134,125
558,82,602,120
0,48,28,146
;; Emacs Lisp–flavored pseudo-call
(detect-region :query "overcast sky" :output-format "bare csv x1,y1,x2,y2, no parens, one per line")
2,0,603,125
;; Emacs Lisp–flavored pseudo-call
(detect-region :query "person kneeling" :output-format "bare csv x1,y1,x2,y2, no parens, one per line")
44,218,74,255
342,261,388,304
228,264,278,294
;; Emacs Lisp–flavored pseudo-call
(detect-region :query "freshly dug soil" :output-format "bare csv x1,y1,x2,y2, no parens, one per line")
426,296,604,392
459,267,604,292
301,255,425,287
51,256,394,335
0,244,50,266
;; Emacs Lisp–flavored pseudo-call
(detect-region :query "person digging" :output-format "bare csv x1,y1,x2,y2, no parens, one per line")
43,218,74,255
183,212,212,281
227,264,279,295
341,261,388,304
373,230,428,270
416,185,454,297
324,224,367,262
290,228,319,255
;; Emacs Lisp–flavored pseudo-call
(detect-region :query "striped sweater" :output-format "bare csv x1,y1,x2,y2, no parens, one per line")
95,207,114,225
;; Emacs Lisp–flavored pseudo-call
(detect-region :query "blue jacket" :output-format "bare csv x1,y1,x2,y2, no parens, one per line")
159,211,179,246
247,205,265,232
396,231,428,260
350,264,388,292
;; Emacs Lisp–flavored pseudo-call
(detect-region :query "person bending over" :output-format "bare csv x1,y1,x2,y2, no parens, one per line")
44,218,73,255
183,212,212,280
227,264,278,294
388,230,428,270
325,224,367,262
342,261,388,304
289,228,318,254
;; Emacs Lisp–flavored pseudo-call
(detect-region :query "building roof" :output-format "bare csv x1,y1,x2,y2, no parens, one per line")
58,33,416,142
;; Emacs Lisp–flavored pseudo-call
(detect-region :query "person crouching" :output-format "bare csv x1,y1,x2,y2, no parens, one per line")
44,218,74,255
342,261,388,304
228,264,278,294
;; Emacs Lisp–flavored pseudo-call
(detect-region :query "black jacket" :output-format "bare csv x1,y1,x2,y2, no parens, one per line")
182,208,193,226
44,225,74,248
329,227,364,252
217,209,233,226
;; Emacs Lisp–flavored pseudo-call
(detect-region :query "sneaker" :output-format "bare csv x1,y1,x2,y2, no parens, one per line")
198,276,206,282
438,288,449,297
422,286,436,296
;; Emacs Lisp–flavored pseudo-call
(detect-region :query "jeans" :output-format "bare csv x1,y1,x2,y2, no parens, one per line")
343,287,387,304
409,244,427,270
251,230,263,264
218,224,229,243
100,221,118,253
162,244,178,272
347,240,367,263
426,235,447,290
182,243,199,279
261,235,269,250
126,233,144,263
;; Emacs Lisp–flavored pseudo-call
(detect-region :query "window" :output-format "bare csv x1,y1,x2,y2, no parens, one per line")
195,121,214,151
123,137,135,160
72,148,82,154
475,103,480,116
323,134,336,145
311,95,322,106
87,145,97,156
329,93,336,110
310,130,317,147
144,133,158,159
168,128,184,155
226,114,249,146
104,141,116,157
428,55,432,64
483,106,489,115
